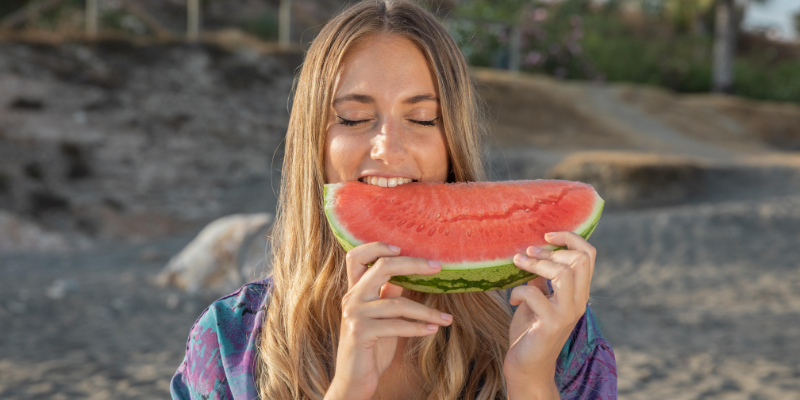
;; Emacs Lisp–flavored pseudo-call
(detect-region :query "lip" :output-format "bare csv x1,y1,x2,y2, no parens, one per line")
358,171,418,181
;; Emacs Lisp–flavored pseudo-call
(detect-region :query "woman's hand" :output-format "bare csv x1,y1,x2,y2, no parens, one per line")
325,242,453,400
503,231,597,399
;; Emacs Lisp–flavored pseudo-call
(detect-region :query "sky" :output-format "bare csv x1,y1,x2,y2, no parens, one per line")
741,0,800,41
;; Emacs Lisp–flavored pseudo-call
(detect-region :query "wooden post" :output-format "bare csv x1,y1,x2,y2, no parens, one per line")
187,0,200,42
85,0,98,38
712,0,735,94
508,25,521,73
279,0,292,48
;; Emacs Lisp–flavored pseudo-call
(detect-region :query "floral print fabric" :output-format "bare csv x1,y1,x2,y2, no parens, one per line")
171,278,617,399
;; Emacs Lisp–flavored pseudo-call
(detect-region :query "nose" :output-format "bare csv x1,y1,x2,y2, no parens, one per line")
370,117,408,166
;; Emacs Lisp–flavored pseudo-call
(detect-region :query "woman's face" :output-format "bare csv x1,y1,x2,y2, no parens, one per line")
324,33,449,186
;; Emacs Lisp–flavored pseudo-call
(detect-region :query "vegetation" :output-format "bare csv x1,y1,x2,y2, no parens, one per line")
243,11,279,42
447,0,800,104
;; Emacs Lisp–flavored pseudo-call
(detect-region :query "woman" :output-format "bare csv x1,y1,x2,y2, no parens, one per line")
171,1,616,399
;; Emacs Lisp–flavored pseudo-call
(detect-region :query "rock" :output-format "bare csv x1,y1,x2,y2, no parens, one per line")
0,210,70,252
46,279,80,300
546,151,705,208
157,213,273,295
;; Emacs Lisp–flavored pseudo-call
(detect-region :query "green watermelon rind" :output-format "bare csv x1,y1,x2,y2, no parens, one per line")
324,183,604,294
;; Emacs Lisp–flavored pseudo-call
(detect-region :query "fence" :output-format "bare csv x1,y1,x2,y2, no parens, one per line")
0,0,294,47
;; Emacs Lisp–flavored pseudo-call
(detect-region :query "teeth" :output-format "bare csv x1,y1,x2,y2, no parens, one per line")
361,176,414,186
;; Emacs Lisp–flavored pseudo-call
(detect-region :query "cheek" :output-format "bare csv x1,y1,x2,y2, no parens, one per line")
325,129,368,183
417,129,449,181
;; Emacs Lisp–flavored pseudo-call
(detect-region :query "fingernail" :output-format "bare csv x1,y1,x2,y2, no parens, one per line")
545,232,556,238
427,324,437,331
515,253,528,262
441,313,452,322
527,246,542,255
389,245,401,252
428,260,442,269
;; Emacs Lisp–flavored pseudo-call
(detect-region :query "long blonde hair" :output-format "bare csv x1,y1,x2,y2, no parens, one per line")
256,1,512,399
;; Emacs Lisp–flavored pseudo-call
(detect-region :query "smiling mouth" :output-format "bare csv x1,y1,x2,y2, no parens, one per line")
360,176,417,187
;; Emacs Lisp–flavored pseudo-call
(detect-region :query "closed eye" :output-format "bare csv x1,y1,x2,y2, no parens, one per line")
338,116,370,126
410,117,438,127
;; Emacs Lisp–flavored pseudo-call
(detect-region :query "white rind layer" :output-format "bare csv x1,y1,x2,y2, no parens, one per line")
324,184,364,249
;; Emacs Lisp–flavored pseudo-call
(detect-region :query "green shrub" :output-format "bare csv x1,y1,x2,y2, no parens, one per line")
447,1,800,104
243,11,278,42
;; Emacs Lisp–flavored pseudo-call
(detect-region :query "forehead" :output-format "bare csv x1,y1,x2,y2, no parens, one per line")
334,33,439,100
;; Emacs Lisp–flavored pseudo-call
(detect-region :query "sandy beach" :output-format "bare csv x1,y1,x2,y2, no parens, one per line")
1,40,799,399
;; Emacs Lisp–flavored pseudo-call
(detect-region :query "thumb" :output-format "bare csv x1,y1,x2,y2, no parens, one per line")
379,282,404,299
527,276,551,297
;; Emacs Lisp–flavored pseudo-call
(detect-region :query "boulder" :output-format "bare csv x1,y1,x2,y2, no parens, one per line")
546,151,705,208
0,210,70,252
157,213,273,295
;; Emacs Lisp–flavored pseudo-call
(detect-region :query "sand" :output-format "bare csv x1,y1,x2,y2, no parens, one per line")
2,40,800,399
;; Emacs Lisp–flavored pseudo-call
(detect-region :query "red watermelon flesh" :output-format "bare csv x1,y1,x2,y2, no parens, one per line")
324,180,604,293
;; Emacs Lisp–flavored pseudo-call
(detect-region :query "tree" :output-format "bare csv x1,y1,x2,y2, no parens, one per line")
712,0,770,94
712,0,735,93
279,0,292,48
794,11,800,37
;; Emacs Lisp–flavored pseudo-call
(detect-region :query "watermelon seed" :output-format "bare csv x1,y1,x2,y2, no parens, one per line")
528,223,536,232
428,227,436,236
397,219,406,227
467,229,472,237
438,226,445,234
525,209,529,212
444,228,450,236
517,226,524,233
416,224,425,232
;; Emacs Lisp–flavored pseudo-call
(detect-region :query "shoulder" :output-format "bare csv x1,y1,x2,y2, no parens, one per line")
556,305,617,400
170,278,274,400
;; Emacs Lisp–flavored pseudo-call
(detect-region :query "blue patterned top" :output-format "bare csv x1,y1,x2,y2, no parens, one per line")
171,278,617,399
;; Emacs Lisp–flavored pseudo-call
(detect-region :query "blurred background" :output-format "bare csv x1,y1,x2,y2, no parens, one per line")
0,0,798,399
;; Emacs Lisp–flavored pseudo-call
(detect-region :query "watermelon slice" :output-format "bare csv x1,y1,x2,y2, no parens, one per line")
324,180,603,294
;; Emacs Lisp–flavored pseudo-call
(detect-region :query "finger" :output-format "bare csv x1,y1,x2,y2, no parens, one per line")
379,282,404,299
527,246,592,304
361,297,453,326
509,284,555,320
355,256,442,302
344,242,401,290
513,253,574,303
527,276,551,297
544,231,597,264
364,318,441,339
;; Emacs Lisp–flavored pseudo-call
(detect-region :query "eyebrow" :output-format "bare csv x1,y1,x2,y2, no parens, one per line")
404,94,439,104
332,94,373,106
332,93,439,106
